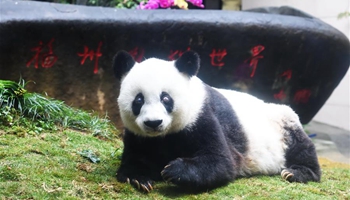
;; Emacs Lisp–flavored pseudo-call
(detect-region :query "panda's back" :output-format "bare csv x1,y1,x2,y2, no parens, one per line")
212,87,300,175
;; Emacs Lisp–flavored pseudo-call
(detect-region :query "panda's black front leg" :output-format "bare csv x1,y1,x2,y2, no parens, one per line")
116,162,156,193
116,130,163,193
161,153,236,191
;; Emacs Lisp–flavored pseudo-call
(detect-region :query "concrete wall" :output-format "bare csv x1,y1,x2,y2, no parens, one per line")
243,0,350,131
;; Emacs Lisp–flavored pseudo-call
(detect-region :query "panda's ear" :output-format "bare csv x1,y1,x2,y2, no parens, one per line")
113,50,135,79
175,51,200,77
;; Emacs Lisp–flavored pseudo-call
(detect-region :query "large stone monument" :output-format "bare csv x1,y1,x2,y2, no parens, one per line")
0,0,349,128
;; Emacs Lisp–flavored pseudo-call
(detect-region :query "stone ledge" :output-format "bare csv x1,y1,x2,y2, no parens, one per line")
0,0,349,127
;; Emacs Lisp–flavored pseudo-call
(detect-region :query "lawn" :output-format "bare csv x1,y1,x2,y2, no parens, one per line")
1,128,349,199
1,80,349,199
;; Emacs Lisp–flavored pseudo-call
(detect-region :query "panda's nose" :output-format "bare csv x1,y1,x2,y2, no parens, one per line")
144,120,163,129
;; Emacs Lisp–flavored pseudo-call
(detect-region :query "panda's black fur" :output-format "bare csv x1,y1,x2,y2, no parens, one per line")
113,50,321,192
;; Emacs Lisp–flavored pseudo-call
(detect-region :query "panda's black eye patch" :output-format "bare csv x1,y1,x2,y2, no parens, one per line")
132,93,144,116
161,92,174,113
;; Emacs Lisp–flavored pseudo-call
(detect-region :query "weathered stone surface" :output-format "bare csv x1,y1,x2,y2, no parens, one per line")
0,0,349,128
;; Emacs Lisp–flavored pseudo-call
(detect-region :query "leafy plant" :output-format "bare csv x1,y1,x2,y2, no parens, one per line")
338,11,350,19
115,0,144,9
84,0,139,8
0,79,118,138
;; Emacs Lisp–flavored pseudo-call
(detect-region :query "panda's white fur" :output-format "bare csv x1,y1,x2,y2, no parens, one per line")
217,89,295,175
219,84,308,176
118,58,206,137
114,51,321,192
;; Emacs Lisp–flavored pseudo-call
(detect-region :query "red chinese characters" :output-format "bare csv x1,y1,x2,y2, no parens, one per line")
273,70,293,101
245,45,265,77
274,89,286,101
294,89,311,104
26,38,58,69
77,42,102,74
129,47,145,63
209,49,227,68
281,70,292,80
168,47,191,60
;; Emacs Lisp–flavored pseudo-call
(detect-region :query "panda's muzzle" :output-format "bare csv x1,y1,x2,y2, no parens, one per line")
144,120,163,130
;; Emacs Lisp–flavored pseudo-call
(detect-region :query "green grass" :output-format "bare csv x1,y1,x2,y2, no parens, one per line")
1,79,350,199
0,129,124,199
0,79,117,138
1,128,349,200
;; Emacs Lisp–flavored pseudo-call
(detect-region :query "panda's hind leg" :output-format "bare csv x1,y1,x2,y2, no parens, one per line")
282,126,321,183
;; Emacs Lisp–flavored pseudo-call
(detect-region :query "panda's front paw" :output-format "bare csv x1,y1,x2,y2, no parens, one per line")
161,158,191,186
281,169,295,182
117,172,154,193
130,177,154,193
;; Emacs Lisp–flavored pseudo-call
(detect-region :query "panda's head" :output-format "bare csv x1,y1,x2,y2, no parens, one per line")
113,51,206,137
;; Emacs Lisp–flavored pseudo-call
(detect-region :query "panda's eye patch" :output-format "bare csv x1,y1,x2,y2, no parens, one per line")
162,95,170,103
134,95,144,105
132,93,144,116
160,92,174,113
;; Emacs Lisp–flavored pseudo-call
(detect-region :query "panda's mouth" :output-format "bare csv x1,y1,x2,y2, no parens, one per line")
143,126,166,136
144,126,163,133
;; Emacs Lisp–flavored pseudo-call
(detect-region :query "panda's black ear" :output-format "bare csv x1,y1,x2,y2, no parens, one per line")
113,50,135,80
175,51,200,77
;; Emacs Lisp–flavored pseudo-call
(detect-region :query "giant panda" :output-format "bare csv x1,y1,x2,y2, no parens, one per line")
113,50,321,192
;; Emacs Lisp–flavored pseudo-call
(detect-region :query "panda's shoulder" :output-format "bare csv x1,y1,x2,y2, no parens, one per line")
203,85,262,113
196,85,243,127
